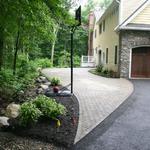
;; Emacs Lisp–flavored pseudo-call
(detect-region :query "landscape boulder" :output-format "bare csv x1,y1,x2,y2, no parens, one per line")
36,88,44,94
0,116,9,127
40,84,49,90
39,76,47,83
44,82,51,86
5,103,20,118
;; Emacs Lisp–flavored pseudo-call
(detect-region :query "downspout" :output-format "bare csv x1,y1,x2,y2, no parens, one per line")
116,0,121,78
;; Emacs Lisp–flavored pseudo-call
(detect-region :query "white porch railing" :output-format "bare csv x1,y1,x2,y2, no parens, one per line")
81,55,95,67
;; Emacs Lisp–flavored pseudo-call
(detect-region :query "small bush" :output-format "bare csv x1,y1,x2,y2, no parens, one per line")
31,58,52,69
19,102,42,126
89,67,118,78
102,69,109,75
96,65,103,73
50,77,61,86
32,95,66,119
0,69,29,98
74,55,81,67
17,61,37,77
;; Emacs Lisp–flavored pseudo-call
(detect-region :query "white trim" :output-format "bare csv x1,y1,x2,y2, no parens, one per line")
130,78,150,79
119,0,122,24
121,0,150,27
129,45,150,79
130,45,150,49
120,26,150,31
129,48,132,79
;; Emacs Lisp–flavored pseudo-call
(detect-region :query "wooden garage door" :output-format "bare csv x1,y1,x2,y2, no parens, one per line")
131,47,150,78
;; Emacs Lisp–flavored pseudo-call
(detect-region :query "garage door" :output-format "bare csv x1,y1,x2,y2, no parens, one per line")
131,47,150,78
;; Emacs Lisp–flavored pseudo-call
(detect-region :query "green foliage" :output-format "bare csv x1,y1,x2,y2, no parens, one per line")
0,64,39,99
19,102,42,126
74,55,81,67
0,69,22,97
31,58,52,69
18,95,66,127
50,77,61,86
56,51,81,68
89,67,118,78
57,51,70,68
0,0,73,71
33,95,66,119
0,0,86,100
17,54,37,77
102,70,118,78
96,65,104,73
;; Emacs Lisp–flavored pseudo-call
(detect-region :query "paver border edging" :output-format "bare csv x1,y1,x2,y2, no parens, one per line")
72,80,134,149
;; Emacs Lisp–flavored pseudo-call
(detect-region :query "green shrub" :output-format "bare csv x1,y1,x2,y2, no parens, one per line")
50,77,61,86
0,69,25,97
19,102,42,126
74,55,81,67
57,51,81,68
31,58,52,68
89,68,118,78
17,61,37,77
96,65,103,73
32,95,66,119
102,69,109,75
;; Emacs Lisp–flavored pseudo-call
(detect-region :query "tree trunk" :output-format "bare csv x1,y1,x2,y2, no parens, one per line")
0,27,4,71
13,27,20,75
51,25,59,66
51,39,56,66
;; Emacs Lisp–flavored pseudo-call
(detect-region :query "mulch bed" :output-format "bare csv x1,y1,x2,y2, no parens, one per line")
0,132,63,150
9,95,79,148
0,77,79,149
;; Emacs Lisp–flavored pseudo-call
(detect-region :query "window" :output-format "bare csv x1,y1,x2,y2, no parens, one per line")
103,52,105,64
103,20,105,32
95,29,97,38
99,24,102,34
115,46,118,64
106,48,108,64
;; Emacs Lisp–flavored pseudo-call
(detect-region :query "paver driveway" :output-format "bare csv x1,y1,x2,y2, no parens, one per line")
42,68,133,143
73,80,150,150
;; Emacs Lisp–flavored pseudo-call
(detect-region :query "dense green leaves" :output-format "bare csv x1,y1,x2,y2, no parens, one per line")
0,0,72,71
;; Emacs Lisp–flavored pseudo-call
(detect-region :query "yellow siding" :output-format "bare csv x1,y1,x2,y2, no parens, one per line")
121,0,146,23
131,4,150,24
93,7,119,72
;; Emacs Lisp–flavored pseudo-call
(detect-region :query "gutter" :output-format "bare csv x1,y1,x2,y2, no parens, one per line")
119,26,150,31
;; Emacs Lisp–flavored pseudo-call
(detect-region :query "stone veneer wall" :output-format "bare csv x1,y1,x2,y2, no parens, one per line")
119,30,150,78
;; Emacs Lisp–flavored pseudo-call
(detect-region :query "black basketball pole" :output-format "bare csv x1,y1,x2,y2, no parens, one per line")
71,28,74,94
70,6,81,94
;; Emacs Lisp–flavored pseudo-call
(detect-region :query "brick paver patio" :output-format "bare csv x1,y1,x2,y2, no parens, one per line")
42,68,133,143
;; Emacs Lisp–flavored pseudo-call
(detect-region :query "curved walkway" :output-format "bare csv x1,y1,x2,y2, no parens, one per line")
73,80,150,150
42,68,133,143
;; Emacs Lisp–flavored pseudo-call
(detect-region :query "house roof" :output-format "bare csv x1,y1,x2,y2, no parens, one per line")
96,0,150,31
96,0,119,25
118,0,150,30
94,9,104,23
119,23,150,31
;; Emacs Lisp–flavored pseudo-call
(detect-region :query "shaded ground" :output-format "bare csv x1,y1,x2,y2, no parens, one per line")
0,132,64,150
73,80,150,150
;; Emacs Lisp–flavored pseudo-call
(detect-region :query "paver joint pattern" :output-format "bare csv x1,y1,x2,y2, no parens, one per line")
42,68,133,143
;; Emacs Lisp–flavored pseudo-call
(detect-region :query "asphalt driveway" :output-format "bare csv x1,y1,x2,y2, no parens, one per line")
73,80,150,150
42,68,133,143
